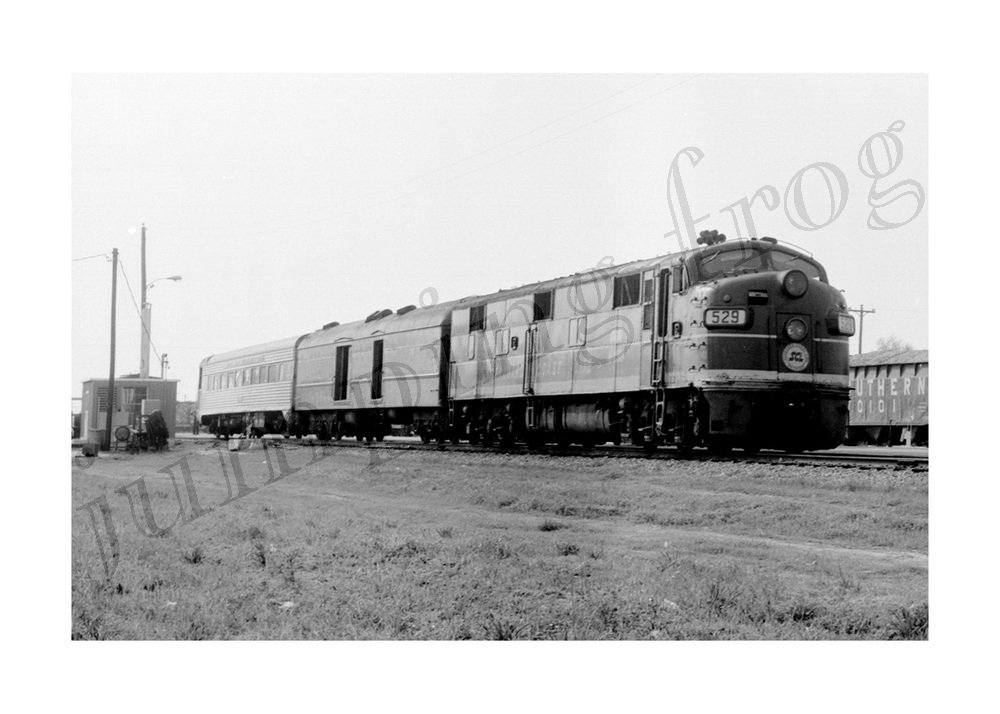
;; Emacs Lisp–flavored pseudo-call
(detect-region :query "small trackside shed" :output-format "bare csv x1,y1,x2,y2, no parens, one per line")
80,377,178,444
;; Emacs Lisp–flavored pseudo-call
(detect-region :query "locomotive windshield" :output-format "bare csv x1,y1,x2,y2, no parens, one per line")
692,243,825,283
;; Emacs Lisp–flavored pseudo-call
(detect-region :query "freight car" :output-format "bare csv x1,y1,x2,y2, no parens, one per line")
197,232,855,452
846,349,928,446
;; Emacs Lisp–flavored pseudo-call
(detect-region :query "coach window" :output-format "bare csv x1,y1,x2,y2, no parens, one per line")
613,273,640,308
533,290,553,321
470,305,486,332
251,367,260,385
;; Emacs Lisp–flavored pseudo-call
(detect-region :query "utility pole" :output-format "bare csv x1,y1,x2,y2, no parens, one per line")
103,248,118,451
850,304,876,355
139,224,151,378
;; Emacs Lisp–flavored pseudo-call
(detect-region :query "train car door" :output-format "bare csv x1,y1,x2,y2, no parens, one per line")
522,324,537,395
651,267,672,387
638,269,656,388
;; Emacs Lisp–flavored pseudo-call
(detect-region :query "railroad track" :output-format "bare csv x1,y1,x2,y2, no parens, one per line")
183,434,928,471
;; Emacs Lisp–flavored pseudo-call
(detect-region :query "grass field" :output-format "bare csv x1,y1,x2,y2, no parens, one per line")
71,441,928,640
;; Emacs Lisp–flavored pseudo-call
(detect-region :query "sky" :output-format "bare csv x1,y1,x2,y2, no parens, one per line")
71,73,928,403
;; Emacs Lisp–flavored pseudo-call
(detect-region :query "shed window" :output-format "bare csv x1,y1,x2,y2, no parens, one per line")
97,387,117,411
614,274,641,308
533,290,553,321
123,387,147,406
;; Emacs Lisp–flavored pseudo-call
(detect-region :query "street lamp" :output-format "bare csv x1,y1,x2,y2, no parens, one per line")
140,273,182,379
148,275,182,290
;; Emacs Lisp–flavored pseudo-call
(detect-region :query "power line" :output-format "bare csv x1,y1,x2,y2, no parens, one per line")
209,74,702,239
72,252,111,263
270,73,704,234
223,75,670,237
117,259,161,364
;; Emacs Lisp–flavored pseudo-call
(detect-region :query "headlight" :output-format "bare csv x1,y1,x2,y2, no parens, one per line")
785,317,808,341
782,270,809,298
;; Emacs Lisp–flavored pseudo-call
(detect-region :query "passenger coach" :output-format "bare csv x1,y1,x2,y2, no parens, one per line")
197,335,298,437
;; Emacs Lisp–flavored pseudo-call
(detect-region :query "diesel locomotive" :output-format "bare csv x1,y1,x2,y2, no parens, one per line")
198,232,855,452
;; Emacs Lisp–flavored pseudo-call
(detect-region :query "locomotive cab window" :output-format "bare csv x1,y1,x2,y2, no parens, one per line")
613,273,641,308
533,290,553,321
671,265,685,293
696,244,825,282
